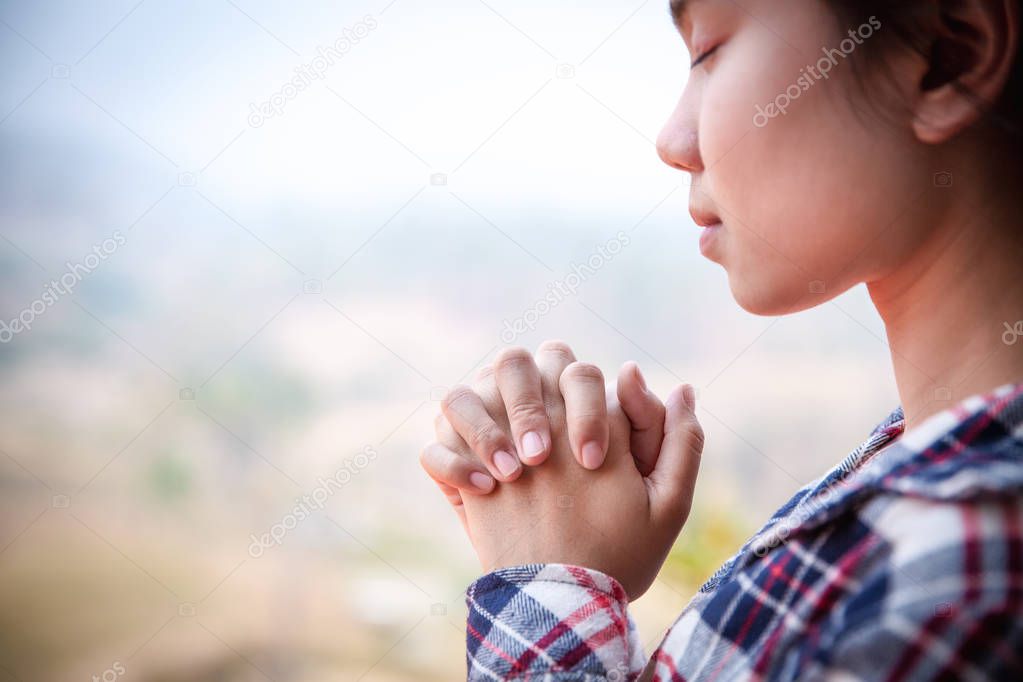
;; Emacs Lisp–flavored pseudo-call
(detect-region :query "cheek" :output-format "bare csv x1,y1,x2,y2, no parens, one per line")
697,27,921,311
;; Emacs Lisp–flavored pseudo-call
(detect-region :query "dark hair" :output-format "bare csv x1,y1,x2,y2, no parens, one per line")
826,1,1022,140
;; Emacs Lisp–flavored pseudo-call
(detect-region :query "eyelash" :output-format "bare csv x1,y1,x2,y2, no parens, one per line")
690,44,719,69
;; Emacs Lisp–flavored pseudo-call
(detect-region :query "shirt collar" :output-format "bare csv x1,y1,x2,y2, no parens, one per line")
752,382,1023,550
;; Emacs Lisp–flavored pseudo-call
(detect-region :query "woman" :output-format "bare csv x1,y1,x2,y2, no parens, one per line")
421,0,1023,679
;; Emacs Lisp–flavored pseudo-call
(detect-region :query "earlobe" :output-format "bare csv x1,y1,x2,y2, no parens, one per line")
910,0,1018,145
912,87,984,143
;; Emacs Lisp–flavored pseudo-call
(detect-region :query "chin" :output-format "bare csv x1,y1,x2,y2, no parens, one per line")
727,273,828,317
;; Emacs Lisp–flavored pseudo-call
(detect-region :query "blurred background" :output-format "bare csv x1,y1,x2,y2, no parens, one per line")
0,0,900,679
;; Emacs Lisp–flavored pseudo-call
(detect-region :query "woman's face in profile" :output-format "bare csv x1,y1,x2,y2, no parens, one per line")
658,0,938,316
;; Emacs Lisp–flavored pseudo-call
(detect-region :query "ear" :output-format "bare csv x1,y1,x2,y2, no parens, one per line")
913,0,1019,144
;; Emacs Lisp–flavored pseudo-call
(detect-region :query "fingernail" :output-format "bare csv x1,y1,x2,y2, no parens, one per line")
469,472,495,492
682,384,696,410
581,442,605,470
493,450,520,478
522,431,545,461
634,365,648,392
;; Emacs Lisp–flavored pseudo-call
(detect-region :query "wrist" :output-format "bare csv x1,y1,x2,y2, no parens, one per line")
468,563,630,606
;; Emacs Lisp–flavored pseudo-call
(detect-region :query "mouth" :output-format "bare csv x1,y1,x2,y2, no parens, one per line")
689,205,723,256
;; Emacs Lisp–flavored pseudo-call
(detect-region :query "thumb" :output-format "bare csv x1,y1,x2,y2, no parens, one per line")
645,384,704,528
617,362,666,477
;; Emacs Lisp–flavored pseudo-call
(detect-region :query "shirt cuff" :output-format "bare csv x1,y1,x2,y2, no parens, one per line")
465,564,643,681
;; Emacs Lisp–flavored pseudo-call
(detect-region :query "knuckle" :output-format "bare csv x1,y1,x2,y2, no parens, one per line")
437,423,464,452
507,398,547,424
545,402,568,438
468,422,501,452
419,443,444,476
690,422,706,454
474,363,494,383
537,339,575,359
436,455,461,482
441,384,476,413
562,361,604,385
495,347,534,375
677,410,705,448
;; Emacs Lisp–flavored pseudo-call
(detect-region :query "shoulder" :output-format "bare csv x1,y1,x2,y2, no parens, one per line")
821,494,1023,681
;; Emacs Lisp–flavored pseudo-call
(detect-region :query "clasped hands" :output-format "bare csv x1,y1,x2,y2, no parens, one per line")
421,341,704,599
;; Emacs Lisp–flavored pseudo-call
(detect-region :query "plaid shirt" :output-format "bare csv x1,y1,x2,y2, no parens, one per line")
465,383,1023,681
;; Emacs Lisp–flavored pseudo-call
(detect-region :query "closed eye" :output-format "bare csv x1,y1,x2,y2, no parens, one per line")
690,44,719,69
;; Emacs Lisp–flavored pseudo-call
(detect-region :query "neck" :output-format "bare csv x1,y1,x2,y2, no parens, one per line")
867,176,1023,433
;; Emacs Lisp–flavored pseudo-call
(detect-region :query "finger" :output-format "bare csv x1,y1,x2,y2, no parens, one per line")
420,441,497,495
559,362,609,470
617,362,666,477
646,385,704,528
471,363,501,407
430,479,469,534
494,347,551,465
434,411,479,467
534,340,577,407
441,386,522,481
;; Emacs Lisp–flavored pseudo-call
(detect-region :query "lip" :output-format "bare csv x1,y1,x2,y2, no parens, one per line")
690,205,723,256
698,222,722,255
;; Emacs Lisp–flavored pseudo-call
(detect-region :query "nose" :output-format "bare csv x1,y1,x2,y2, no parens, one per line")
656,92,702,173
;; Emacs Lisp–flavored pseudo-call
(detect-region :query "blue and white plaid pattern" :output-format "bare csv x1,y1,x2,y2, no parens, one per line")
465,383,1023,681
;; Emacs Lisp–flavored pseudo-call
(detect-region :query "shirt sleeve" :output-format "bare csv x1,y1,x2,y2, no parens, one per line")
465,563,648,681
